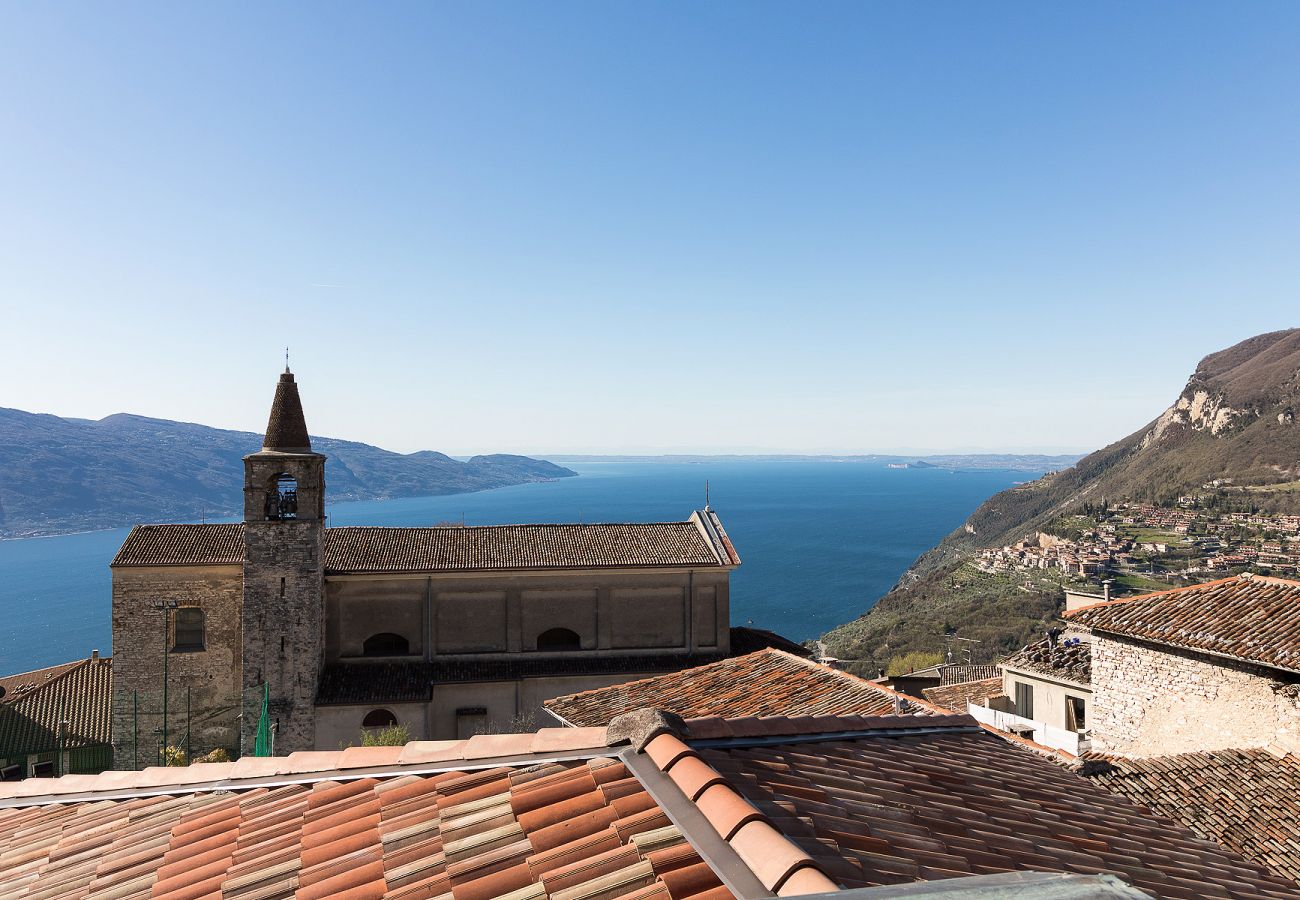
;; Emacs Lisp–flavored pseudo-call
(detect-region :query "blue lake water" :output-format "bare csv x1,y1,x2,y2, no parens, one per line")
0,460,1032,673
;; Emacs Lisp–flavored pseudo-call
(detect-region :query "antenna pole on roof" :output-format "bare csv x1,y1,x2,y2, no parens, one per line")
705,480,710,511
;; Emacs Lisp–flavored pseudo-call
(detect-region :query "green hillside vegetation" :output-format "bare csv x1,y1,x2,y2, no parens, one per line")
824,328,1300,673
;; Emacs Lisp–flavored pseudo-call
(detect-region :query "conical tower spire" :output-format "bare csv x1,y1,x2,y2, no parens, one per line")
262,366,312,452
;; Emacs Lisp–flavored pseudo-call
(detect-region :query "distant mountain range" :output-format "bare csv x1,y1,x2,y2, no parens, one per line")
0,409,576,538
545,453,1080,471
824,327,1300,671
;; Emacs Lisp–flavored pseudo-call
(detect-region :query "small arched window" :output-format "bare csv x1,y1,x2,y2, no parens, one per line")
173,608,205,652
536,627,581,652
265,473,298,521
363,709,398,729
363,633,410,656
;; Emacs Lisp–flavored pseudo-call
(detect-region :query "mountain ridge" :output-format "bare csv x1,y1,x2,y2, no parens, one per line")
0,407,576,538
823,327,1300,671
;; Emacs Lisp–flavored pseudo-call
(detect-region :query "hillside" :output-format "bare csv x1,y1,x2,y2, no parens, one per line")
0,409,576,538
823,328,1300,672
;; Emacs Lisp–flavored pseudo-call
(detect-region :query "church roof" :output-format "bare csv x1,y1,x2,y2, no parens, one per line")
110,516,738,571
111,523,246,567
325,520,730,573
261,368,312,452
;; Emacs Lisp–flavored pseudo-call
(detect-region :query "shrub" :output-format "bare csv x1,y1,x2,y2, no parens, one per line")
360,723,410,746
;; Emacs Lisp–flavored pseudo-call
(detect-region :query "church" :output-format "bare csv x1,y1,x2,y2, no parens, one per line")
109,368,741,766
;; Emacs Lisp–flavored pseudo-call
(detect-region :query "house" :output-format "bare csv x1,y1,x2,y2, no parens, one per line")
1067,573,1300,756
110,367,743,766
3,709,1297,898
0,654,112,781
542,648,935,726
922,675,1005,713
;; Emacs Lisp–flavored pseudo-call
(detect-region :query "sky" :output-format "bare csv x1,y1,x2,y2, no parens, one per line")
1,3,1298,456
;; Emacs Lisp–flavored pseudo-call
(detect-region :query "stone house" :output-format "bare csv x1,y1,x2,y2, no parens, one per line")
1068,574,1300,756
109,368,741,766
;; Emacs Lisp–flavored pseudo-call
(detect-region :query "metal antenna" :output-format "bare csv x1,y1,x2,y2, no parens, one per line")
285,347,290,371
705,480,710,511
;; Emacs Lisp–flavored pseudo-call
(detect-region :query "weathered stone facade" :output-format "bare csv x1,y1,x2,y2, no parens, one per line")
240,451,327,756
1090,633,1300,756
110,565,242,768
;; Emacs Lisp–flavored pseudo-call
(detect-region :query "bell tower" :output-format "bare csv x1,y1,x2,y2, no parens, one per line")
241,365,326,754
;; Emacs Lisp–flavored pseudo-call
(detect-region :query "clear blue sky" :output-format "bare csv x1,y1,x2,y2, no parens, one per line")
2,3,1298,456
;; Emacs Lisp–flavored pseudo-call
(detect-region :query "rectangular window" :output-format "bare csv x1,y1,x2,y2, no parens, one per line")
1014,682,1034,720
173,608,205,652
1067,696,1087,730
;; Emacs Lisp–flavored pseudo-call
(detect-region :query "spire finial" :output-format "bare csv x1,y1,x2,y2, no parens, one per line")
285,346,290,373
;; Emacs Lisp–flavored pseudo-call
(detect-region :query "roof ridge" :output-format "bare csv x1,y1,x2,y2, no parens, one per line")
0,725,614,807
1064,574,1242,617
543,649,778,714
777,649,951,714
326,520,702,530
639,732,840,894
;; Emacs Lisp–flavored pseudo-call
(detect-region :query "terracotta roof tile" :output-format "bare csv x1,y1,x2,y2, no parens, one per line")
545,649,938,727
0,753,724,900
1001,637,1091,685
922,677,1006,713
1081,748,1300,887
112,515,736,572
1068,574,1300,672
0,656,112,755
663,724,1298,898
110,523,246,567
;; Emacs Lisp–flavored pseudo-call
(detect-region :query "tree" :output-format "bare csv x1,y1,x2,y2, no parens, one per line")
360,723,410,746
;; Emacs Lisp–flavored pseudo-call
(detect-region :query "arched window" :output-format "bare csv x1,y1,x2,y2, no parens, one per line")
363,633,410,656
264,473,298,521
362,709,398,729
173,608,205,651
536,627,581,652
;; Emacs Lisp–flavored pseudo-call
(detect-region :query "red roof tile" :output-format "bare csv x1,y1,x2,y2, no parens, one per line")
1067,574,1300,673
111,519,736,571
922,677,1005,713
545,649,939,726
1081,747,1300,887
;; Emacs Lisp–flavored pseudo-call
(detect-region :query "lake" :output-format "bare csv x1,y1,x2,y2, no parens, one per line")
0,460,1032,673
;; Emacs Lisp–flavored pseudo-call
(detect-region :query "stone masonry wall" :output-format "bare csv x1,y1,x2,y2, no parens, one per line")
241,519,325,756
110,565,243,769
1091,633,1300,756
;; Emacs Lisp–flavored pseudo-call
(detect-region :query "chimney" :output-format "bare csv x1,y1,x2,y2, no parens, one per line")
1102,579,1113,603
91,649,99,660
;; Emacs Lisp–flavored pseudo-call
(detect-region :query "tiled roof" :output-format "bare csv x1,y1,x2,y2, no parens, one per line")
111,523,246,567
1001,638,1092,686
922,677,1005,713
1067,574,1300,673
325,521,729,573
675,720,1296,898
1081,748,1300,888
317,653,728,705
111,517,737,571
938,664,1002,685
0,656,112,755
544,649,938,727
2,713,1296,899
0,661,83,704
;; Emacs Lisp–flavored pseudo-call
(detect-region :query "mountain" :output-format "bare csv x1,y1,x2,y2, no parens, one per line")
823,328,1300,672
0,409,576,538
